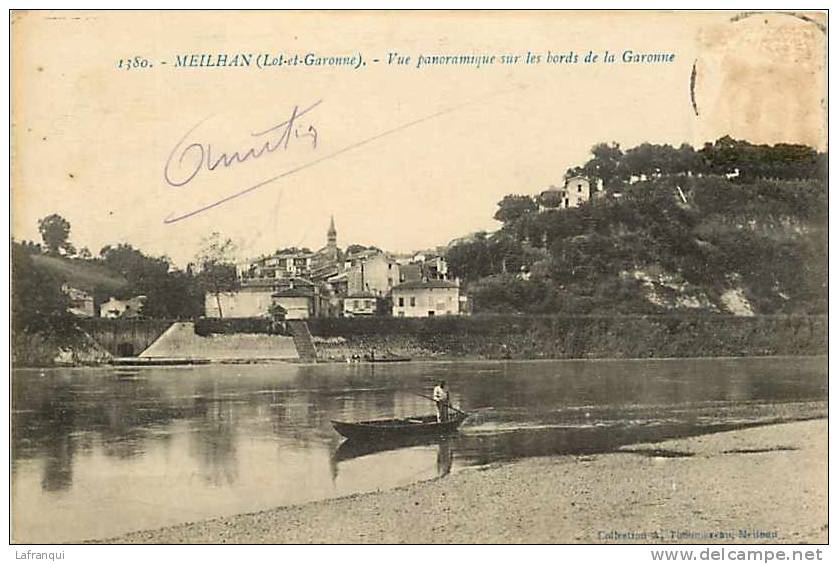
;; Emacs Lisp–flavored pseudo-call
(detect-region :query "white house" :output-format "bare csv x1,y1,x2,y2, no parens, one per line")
245,251,314,281
329,251,400,297
204,288,274,319
539,175,604,210
343,292,378,317
204,282,319,320
271,288,315,319
391,280,459,317
100,295,146,319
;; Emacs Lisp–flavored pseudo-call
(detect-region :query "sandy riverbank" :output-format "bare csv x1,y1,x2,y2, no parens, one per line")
100,419,827,544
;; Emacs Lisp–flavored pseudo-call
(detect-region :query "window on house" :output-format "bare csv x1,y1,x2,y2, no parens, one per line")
410,297,416,307
398,297,404,307
578,184,582,192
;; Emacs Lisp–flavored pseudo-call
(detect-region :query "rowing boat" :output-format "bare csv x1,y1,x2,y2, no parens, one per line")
331,412,467,441
345,354,412,363
368,355,411,363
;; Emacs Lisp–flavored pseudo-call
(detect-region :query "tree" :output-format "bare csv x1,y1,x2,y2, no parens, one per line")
100,243,168,283
446,232,495,283
537,190,563,210
494,195,538,224
38,214,73,256
469,274,558,314
345,244,381,255
99,243,202,319
698,137,825,182
620,143,676,178
577,142,625,189
11,242,73,336
17,240,42,254
196,232,239,319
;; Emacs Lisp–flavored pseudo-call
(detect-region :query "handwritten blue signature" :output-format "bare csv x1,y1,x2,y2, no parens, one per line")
162,87,521,224
163,100,321,223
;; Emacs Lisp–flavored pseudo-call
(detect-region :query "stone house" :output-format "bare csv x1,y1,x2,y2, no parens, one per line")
329,250,400,297
391,280,460,317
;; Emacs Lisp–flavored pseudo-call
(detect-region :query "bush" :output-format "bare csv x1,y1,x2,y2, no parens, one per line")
307,314,827,359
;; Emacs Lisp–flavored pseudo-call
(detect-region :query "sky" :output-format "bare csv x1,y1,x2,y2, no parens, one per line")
11,11,826,266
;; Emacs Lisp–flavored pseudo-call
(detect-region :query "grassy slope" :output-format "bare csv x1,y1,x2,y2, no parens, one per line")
30,254,128,293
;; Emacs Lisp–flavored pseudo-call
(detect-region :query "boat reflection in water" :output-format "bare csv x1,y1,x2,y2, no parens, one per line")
329,414,817,484
331,435,455,481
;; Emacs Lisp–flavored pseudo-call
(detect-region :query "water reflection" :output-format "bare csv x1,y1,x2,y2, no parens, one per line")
11,357,827,542
327,412,814,480
436,441,453,477
188,395,238,486
330,436,455,484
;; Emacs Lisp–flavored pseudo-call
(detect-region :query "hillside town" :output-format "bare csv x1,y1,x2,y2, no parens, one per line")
207,217,463,321
44,172,609,325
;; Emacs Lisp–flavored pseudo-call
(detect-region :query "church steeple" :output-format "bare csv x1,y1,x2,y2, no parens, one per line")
327,215,337,249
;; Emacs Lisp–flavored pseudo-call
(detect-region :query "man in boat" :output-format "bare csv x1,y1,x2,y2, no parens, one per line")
433,380,450,422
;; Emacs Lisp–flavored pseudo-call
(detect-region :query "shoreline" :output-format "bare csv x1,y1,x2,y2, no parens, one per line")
96,418,827,544
13,352,829,370
14,313,827,368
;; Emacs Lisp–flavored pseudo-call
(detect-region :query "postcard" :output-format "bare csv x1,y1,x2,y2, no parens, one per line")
9,10,827,547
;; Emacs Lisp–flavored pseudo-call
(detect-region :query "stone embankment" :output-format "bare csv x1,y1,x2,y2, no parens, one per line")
140,322,299,361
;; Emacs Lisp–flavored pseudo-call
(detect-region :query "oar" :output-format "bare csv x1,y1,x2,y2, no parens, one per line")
410,391,469,417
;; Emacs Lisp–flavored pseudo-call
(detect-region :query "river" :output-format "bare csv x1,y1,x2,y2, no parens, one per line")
11,356,827,543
